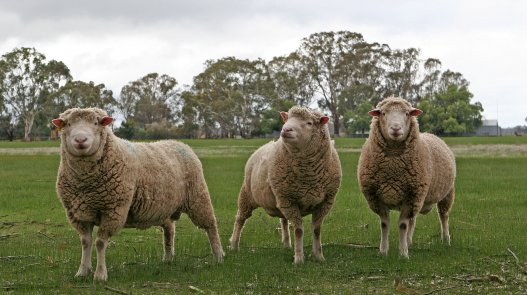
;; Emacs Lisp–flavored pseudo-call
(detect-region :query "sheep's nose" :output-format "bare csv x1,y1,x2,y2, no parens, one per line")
391,126,401,132
75,137,87,144
282,127,293,133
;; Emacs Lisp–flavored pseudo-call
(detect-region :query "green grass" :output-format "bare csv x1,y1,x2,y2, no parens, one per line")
1,139,526,294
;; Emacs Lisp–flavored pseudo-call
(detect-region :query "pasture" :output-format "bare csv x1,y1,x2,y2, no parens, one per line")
1,137,526,294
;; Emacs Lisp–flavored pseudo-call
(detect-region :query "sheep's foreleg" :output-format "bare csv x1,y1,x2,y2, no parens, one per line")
398,207,415,259
311,214,325,262
379,210,390,256
74,222,93,277
407,217,416,246
279,202,304,264
311,197,334,262
94,235,109,281
94,217,123,281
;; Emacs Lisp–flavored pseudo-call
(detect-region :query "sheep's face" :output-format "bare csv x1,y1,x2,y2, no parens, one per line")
369,99,422,142
52,109,113,157
280,107,329,148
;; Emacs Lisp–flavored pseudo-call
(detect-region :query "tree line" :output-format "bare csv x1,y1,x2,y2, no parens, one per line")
0,31,483,141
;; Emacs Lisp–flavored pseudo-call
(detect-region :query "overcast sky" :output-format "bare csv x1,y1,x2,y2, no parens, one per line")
1,0,525,127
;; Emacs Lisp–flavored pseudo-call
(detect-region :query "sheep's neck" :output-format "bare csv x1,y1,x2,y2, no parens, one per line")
282,139,331,163
62,132,113,175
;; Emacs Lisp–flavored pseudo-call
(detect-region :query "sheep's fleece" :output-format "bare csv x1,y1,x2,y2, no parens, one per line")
229,106,342,264
357,97,456,258
53,108,224,281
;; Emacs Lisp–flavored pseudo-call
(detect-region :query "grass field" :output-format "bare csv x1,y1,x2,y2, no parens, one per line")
1,137,526,294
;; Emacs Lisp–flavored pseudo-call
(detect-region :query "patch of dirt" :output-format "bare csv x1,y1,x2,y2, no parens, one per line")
0,147,60,155
450,144,527,156
2,144,527,157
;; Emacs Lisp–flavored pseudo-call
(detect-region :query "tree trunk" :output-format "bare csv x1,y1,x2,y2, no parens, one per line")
333,113,340,137
23,113,35,142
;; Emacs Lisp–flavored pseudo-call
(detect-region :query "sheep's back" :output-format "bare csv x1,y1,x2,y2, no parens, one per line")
421,133,456,204
245,141,279,212
123,140,203,227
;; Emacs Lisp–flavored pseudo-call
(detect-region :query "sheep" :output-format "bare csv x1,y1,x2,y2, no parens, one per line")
52,107,224,281
229,106,342,264
357,97,456,258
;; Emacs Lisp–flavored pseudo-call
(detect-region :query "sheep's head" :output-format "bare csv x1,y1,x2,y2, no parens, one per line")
369,97,422,142
52,108,113,157
280,106,330,149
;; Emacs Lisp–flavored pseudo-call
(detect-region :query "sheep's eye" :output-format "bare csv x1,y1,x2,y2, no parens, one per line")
67,123,71,127
406,112,410,117
94,122,98,126
307,121,313,126
382,112,386,116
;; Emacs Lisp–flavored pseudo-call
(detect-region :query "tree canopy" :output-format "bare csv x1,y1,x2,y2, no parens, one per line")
0,32,485,140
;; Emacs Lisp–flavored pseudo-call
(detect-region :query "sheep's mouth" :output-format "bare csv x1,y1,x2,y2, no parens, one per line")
281,132,295,139
75,143,87,150
389,131,404,139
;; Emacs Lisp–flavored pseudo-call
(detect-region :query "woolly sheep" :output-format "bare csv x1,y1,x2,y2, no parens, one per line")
52,108,224,281
357,97,456,258
229,106,342,264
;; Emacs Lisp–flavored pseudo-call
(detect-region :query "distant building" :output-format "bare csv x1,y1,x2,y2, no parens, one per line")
476,119,501,136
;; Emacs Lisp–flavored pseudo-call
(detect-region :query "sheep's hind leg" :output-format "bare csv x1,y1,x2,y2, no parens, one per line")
437,188,455,245
187,192,225,263
229,184,255,251
74,222,93,277
280,218,291,248
161,219,175,262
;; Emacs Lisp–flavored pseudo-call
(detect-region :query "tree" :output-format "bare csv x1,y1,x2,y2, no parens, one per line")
192,57,274,138
268,52,317,107
298,31,386,136
340,84,377,135
383,48,421,103
0,47,71,141
418,84,483,135
344,99,374,136
47,80,116,117
118,73,180,126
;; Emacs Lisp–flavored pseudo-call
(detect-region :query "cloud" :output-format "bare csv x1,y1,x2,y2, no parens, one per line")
1,0,526,127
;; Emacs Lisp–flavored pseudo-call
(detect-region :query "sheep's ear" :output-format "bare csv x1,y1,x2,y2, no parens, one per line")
368,109,382,117
320,116,330,125
51,118,65,128
99,116,113,126
280,111,288,123
410,108,423,117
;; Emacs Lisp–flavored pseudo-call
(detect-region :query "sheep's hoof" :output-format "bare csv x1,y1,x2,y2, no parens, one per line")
93,269,108,281
214,255,224,264
442,235,451,245
312,254,326,262
228,239,239,251
228,244,239,251
293,255,304,264
74,267,91,278
399,251,410,259
162,256,174,263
